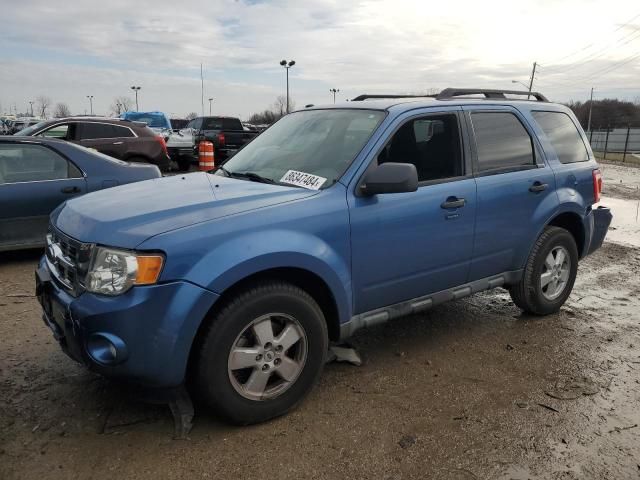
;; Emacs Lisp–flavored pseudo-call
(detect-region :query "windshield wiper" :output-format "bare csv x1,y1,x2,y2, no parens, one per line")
227,170,277,185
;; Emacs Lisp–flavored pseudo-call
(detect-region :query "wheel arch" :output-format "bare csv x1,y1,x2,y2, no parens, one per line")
186,266,342,380
547,210,586,257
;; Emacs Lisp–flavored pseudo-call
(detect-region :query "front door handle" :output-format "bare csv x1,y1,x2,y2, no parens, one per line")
441,197,466,209
61,186,81,194
112,141,124,145
529,181,548,193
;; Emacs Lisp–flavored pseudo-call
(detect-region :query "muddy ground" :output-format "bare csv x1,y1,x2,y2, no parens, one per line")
1,171,639,479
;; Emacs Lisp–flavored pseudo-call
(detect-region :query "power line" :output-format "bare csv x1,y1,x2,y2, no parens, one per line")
541,25,640,74
541,11,640,67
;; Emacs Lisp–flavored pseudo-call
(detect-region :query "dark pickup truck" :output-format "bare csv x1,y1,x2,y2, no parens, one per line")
187,116,257,162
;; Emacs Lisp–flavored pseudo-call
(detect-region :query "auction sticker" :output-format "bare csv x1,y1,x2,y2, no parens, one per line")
280,170,327,190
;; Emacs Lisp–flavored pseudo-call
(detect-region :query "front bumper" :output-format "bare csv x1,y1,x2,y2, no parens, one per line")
36,257,219,387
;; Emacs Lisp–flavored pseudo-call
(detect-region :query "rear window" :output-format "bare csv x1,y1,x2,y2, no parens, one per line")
202,118,242,130
531,111,588,164
470,112,535,173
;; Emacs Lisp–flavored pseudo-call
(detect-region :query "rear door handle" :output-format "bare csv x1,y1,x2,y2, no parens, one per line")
61,186,81,194
529,181,548,193
441,197,466,209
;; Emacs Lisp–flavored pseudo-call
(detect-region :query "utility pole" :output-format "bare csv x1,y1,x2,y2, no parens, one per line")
208,98,213,115
527,61,537,100
330,88,340,104
587,87,594,134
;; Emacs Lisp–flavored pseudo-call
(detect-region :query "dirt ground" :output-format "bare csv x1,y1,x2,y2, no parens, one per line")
1,169,639,479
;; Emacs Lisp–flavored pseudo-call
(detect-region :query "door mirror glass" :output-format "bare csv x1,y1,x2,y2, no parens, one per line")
360,162,418,195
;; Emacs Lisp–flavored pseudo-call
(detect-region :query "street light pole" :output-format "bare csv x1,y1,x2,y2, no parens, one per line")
279,59,296,114
130,86,141,111
208,98,213,115
29,101,34,116
330,88,340,104
86,95,94,115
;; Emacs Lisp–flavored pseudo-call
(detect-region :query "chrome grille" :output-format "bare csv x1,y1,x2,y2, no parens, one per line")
46,227,92,296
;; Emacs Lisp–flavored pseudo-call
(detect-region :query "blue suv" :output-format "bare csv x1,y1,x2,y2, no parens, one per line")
36,88,611,425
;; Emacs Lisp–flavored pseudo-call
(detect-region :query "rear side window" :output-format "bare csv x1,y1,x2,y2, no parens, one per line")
79,123,116,140
112,125,135,138
531,111,588,164
471,112,535,173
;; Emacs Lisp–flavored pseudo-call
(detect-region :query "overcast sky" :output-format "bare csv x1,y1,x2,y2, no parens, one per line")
1,0,639,119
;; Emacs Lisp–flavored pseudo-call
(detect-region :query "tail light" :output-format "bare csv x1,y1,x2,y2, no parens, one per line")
217,132,226,147
592,168,602,203
155,135,169,156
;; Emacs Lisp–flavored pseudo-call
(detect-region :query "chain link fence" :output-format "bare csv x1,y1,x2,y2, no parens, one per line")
588,126,640,164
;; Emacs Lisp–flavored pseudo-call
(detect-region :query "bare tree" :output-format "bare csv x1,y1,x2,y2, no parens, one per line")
110,96,134,116
273,95,296,116
185,112,199,120
35,95,52,119
53,102,71,118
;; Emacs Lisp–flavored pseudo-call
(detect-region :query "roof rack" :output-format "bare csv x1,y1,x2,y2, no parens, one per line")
350,89,548,103
436,88,548,102
351,94,437,102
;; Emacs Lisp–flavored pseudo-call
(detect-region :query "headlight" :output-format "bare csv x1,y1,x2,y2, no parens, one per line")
85,247,164,296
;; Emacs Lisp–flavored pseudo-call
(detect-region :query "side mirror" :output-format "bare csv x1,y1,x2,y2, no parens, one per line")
360,162,418,195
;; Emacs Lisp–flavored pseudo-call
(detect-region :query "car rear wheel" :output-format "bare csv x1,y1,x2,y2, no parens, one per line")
194,282,328,425
509,226,578,315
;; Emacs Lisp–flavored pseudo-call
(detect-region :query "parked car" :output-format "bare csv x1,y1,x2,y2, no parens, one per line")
166,128,195,171
120,111,172,138
36,88,611,425
8,118,41,134
18,117,172,172
0,137,160,251
186,116,258,161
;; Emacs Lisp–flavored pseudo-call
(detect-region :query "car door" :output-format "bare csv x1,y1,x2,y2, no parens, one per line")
464,106,557,280
348,109,477,314
0,142,86,249
75,122,126,159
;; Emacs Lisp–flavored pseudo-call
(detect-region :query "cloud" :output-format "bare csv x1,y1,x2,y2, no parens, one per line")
1,0,638,118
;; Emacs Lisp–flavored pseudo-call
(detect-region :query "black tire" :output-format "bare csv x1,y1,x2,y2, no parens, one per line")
510,226,579,315
194,282,328,425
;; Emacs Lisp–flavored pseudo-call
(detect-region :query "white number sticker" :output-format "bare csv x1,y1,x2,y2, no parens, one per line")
280,170,327,190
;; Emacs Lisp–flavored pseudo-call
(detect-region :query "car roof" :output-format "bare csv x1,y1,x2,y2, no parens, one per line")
302,89,569,114
25,117,148,128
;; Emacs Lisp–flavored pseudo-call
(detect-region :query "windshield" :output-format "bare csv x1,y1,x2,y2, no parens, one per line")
122,112,169,129
216,109,385,189
16,121,47,136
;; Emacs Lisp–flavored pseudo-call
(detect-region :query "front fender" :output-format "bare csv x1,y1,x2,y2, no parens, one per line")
178,229,352,325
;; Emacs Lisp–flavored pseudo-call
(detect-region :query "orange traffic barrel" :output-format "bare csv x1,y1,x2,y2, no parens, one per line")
198,141,215,171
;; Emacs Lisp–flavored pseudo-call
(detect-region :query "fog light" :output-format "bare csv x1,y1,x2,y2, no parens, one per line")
87,333,128,365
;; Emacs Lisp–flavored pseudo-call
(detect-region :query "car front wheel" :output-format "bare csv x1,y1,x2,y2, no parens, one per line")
194,282,328,425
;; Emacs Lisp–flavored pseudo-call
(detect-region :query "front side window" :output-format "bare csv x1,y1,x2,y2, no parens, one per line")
217,109,386,189
532,111,588,164
0,144,81,184
40,124,70,139
378,114,463,182
471,112,535,173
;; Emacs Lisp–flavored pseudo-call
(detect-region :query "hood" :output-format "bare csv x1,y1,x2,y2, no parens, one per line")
53,173,318,248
